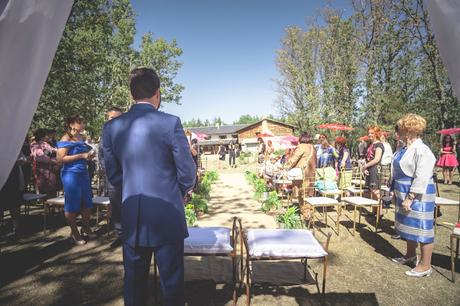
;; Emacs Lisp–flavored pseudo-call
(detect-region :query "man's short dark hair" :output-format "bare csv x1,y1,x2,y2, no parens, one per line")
107,106,123,113
129,67,160,100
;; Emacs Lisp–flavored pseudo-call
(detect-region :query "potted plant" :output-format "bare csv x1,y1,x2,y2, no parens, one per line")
276,206,302,229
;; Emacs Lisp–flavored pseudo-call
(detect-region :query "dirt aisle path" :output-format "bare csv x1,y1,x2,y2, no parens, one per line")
196,172,277,229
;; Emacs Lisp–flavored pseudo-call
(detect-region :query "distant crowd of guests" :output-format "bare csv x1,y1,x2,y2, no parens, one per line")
255,114,458,278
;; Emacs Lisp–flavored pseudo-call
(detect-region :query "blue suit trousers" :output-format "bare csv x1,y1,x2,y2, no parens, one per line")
123,240,185,306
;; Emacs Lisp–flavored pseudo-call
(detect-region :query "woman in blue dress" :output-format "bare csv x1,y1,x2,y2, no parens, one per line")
57,115,95,245
390,114,436,277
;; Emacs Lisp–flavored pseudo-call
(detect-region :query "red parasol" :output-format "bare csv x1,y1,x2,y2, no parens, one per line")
436,128,460,135
358,135,369,141
317,123,354,131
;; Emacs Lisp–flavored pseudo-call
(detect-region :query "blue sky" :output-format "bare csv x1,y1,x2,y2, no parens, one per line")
131,0,351,123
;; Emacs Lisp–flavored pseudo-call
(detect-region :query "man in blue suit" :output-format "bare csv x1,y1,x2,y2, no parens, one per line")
102,67,196,306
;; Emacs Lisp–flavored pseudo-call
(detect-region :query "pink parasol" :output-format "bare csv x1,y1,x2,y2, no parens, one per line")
436,127,460,135
317,123,354,131
191,132,208,141
259,128,274,137
279,135,299,144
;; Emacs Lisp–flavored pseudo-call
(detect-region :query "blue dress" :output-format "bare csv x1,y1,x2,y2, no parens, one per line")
393,148,435,243
57,141,93,213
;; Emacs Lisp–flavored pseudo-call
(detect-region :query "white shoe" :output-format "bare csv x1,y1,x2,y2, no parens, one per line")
391,256,417,265
405,268,432,277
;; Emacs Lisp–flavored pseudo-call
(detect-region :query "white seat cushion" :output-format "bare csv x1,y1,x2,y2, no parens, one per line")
351,179,364,185
346,187,362,194
318,189,341,196
246,229,327,258
23,193,47,202
305,197,339,206
435,197,459,206
93,196,110,205
45,196,65,205
454,227,460,236
342,196,379,206
184,227,233,254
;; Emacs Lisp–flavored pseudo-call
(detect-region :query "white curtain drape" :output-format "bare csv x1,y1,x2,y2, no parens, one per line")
426,0,460,99
0,0,73,187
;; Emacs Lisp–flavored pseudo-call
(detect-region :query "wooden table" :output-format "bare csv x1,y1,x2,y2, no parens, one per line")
44,196,111,235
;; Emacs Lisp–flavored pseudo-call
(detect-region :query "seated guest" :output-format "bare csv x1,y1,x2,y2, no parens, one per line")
317,134,338,168
335,136,352,190
285,132,317,219
280,148,293,164
30,128,60,195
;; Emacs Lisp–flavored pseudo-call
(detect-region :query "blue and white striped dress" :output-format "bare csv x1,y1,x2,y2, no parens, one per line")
393,148,436,243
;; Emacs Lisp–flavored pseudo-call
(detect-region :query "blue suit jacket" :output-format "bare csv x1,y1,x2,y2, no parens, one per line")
102,103,196,247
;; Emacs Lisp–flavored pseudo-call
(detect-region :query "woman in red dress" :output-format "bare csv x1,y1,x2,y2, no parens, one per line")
436,135,458,184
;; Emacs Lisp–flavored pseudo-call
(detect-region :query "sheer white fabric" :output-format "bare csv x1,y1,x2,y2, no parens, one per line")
0,0,73,187
427,0,460,99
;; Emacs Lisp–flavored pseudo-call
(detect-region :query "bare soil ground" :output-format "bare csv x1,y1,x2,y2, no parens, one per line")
0,155,459,305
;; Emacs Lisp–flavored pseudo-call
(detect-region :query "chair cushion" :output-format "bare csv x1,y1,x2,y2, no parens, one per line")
305,197,339,206
246,229,327,258
351,179,365,185
346,187,362,194
184,227,233,254
23,193,47,202
45,196,65,205
435,197,459,206
92,196,110,205
341,196,379,206
454,227,460,236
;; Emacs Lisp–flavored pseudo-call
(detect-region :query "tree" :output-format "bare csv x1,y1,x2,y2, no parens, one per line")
136,33,185,105
233,114,260,125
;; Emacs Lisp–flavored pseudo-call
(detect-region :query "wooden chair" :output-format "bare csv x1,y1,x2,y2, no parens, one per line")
153,217,243,305
44,195,110,235
242,229,331,305
303,176,340,234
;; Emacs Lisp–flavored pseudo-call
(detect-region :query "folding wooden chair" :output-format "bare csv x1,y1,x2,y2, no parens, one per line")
242,229,331,305
158,217,243,305
303,176,340,234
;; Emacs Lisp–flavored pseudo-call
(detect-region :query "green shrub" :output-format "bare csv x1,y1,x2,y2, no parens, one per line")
254,178,268,200
204,171,219,183
190,193,208,213
196,179,212,200
273,149,285,157
185,204,197,226
276,206,302,229
261,191,282,213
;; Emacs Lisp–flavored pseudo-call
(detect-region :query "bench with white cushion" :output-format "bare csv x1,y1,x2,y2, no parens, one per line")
242,229,330,305
176,218,241,305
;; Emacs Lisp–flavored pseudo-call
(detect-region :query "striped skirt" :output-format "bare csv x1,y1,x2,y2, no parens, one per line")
394,177,435,244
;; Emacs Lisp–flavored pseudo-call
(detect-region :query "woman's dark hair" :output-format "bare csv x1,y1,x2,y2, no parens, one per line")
257,137,263,143
442,135,454,147
33,128,48,141
299,132,312,144
129,67,160,100
65,115,84,132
